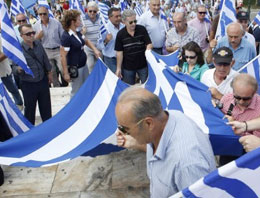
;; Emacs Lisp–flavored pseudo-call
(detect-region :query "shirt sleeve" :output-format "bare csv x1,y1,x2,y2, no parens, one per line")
142,26,152,45
114,30,123,51
61,32,71,51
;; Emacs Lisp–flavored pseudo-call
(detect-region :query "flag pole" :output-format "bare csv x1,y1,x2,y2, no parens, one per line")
236,53,260,73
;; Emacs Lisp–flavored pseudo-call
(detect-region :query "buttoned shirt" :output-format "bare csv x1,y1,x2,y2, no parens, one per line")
33,18,64,48
188,17,211,51
98,20,124,58
243,32,256,47
221,93,260,137
138,10,168,48
215,36,256,71
146,110,216,198
182,62,209,81
165,26,201,49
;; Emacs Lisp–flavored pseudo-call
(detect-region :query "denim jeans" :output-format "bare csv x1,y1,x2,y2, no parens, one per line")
103,56,117,74
122,67,148,85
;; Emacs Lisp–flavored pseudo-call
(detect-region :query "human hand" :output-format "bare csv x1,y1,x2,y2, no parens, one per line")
172,65,180,73
116,68,122,79
94,49,102,58
63,72,71,83
47,72,53,84
223,114,234,122
228,121,246,135
209,39,217,49
17,66,24,74
116,131,139,149
106,33,113,42
239,135,260,152
209,87,222,100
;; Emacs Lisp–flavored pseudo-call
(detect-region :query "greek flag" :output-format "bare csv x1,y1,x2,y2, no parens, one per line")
134,4,143,17
0,0,33,76
38,0,54,18
254,11,260,26
10,0,26,17
170,146,260,198
119,0,128,11
98,2,110,23
215,0,236,39
69,0,86,20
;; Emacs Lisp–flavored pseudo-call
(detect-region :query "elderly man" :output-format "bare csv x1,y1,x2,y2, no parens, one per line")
201,47,238,101
166,12,200,53
188,5,211,52
115,86,216,198
138,0,168,55
33,6,64,87
83,2,101,73
115,9,152,85
14,13,27,42
15,24,52,125
207,22,256,71
98,7,124,73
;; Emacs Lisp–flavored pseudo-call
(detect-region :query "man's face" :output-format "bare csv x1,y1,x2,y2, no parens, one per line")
20,26,35,44
149,0,160,16
197,7,206,21
233,83,255,108
227,26,243,49
109,11,121,26
87,6,98,20
213,59,233,79
124,15,137,32
16,14,27,26
237,19,248,31
173,14,186,32
38,7,49,22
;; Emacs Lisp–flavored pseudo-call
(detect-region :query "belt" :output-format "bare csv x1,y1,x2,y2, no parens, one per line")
45,47,60,50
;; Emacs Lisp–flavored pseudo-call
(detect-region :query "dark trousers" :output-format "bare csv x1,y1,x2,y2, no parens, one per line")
21,76,52,125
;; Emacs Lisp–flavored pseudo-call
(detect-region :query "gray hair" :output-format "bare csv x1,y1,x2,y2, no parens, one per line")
231,73,258,93
122,9,136,22
117,86,163,122
197,4,206,11
227,22,244,34
87,1,99,10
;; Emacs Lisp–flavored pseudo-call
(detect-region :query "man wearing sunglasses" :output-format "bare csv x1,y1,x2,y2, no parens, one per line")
201,47,238,101
115,9,152,85
14,13,27,43
188,5,211,52
115,86,216,198
219,74,260,165
33,6,64,87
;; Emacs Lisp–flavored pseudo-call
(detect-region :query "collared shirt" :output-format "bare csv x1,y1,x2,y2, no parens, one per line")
182,62,209,81
146,110,216,198
138,10,168,48
19,40,51,82
83,15,101,48
243,32,256,47
98,20,124,58
33,18,64,48
165,26,201,49
115,24,152,70
201,68,239,95
0,36,12,77
188,17,211,51
215,36,256,71
221,93,260,137
61,30,87,68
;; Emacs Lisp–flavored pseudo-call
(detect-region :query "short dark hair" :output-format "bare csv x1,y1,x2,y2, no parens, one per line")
182,41,205,66
18,24,32,33
108,7,121,17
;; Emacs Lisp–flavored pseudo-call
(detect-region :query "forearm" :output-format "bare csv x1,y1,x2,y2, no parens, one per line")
166,45,178,53
146,43,153,50
85,39,97,51
0,53,7,62
116,51,123,70
206,47,213,64
246,118,260,131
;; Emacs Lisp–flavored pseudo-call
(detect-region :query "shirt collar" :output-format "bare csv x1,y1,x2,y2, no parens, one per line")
22,40,35,50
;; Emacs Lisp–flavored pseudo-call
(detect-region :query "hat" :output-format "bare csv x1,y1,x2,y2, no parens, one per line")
236,11,249,20
213,47,233,64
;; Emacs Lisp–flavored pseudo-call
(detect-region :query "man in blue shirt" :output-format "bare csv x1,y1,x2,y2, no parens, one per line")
115,86,216,198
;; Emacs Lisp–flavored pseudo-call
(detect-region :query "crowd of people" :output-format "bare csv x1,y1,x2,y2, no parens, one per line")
0,0,260,195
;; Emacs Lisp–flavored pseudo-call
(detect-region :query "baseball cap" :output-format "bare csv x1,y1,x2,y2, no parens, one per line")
213,47,233,65
237,11,249,20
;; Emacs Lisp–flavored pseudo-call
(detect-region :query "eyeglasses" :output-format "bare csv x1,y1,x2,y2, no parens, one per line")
117,118,145,135
39,13,47,16
184,55,197,59
88,10,97,13
234,95,253,101
198,12,206,15
215,62,230,67
128,20,137,25
17,19,26,23
23,31,36,36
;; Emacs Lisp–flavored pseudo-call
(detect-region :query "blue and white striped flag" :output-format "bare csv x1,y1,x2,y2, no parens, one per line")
69,0,86,20
0,0,33,76
254,11,260,26
38,0,54,18
0,79,33,137
215,0,236,39
134,4,143,17
10,0,26,17
170,146,260,198
119,0,128,12
98,2,110,23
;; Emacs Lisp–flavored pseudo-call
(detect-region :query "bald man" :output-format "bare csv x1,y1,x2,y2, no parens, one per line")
207,22,256,70
115,86,216,198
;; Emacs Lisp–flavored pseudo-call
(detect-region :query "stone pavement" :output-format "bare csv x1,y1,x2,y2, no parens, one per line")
0,87,149,198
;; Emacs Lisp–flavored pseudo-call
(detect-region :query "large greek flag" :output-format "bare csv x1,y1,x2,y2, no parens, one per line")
170,146,260,198
10,0,26,17
215,0,236,39
0,0,33,76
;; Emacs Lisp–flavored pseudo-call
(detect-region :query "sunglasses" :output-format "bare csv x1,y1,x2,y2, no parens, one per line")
129,20,137,25
117,118,145,135
184,55,197,59
88,10,97,13
23,31,36,36
18,19,26,23
234,95,253,101
198,12,206,15
39,13,47,16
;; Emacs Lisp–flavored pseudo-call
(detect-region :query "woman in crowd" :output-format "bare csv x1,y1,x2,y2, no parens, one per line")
173,41,209,81
60,10,101,98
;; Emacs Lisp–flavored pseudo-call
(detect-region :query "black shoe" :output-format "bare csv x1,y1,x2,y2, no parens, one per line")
0,167,4,186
